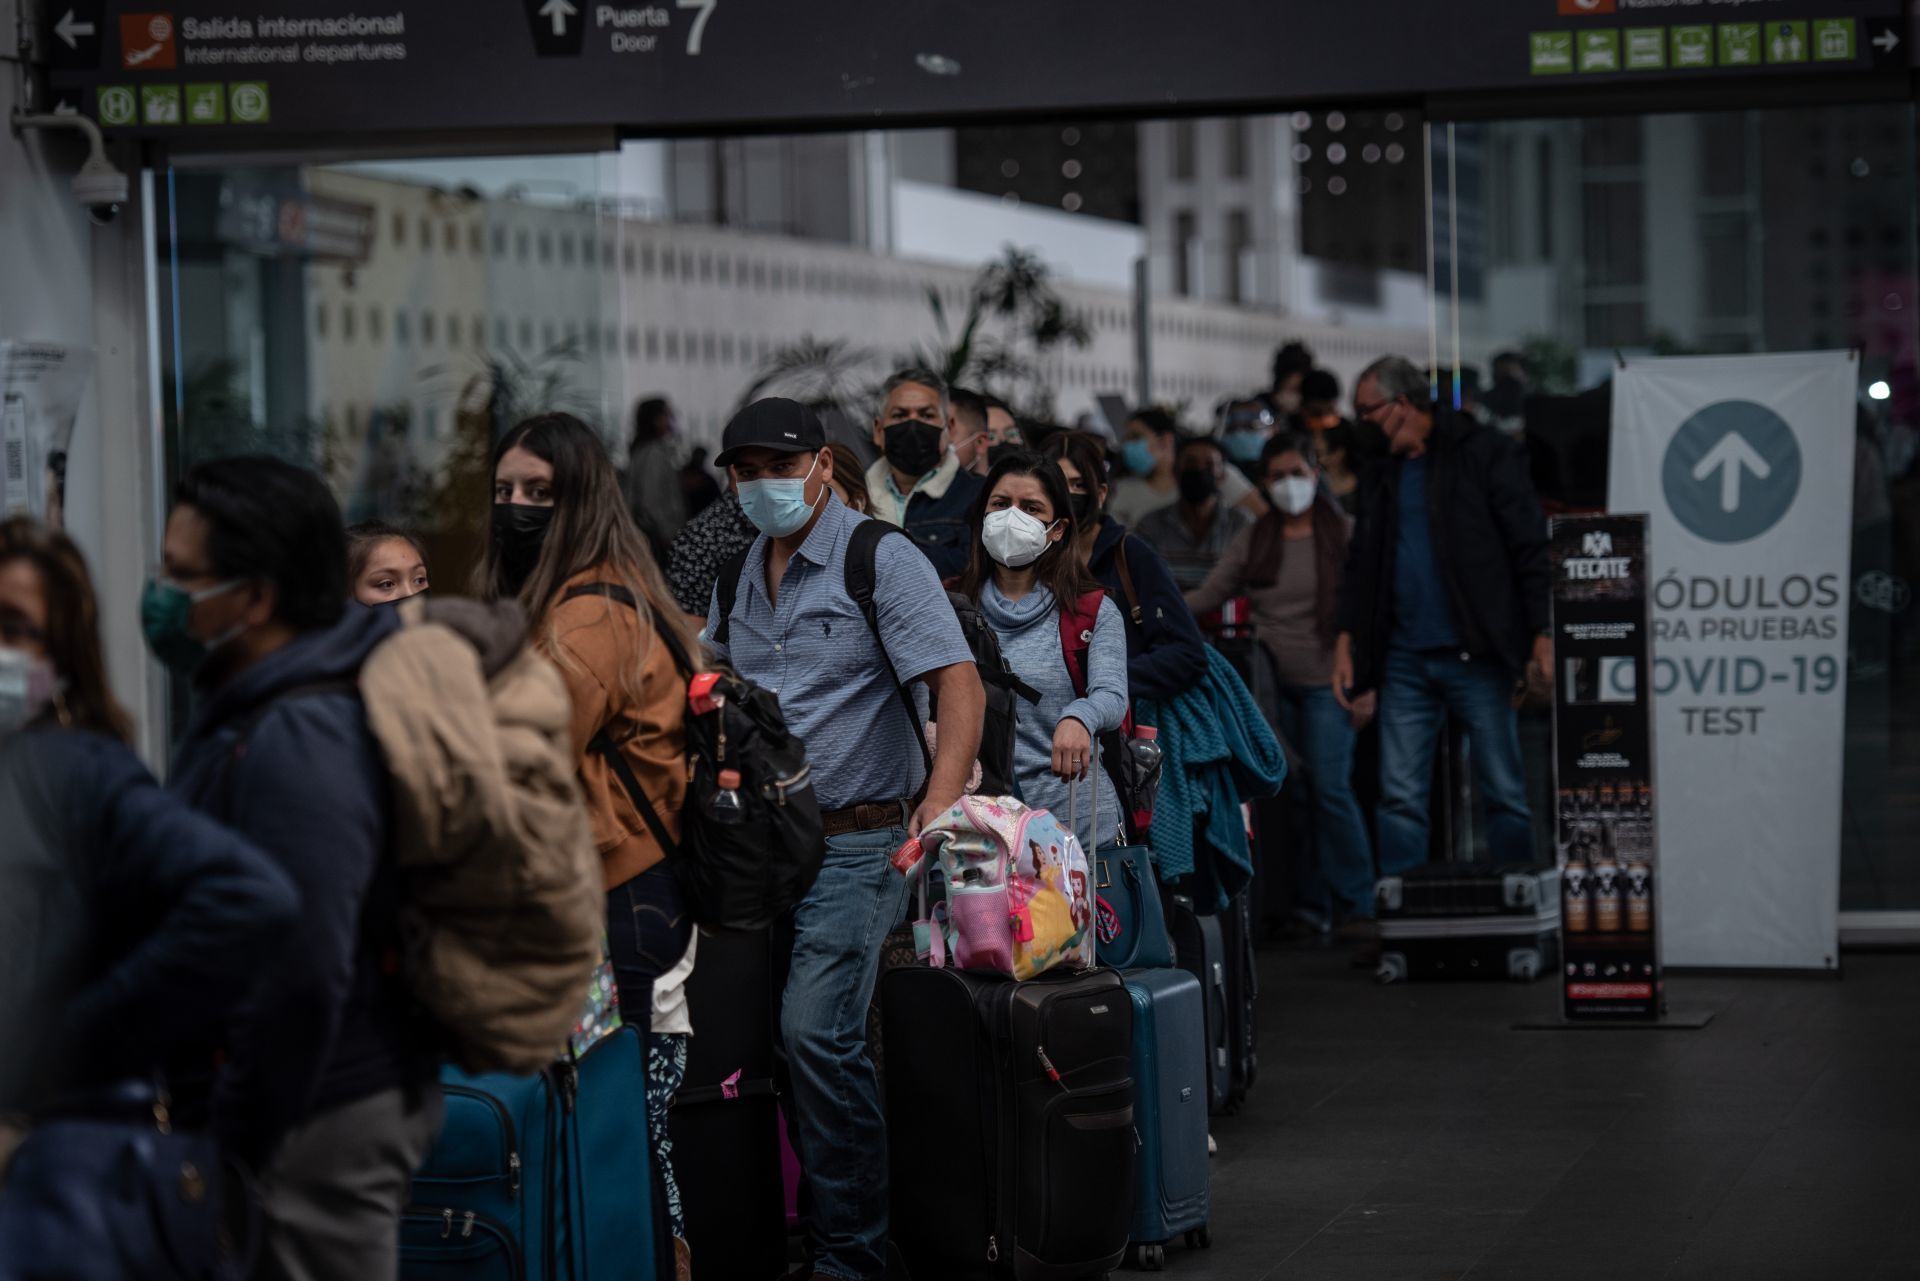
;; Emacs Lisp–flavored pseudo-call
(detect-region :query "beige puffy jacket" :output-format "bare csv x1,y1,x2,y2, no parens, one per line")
362,597,603,1075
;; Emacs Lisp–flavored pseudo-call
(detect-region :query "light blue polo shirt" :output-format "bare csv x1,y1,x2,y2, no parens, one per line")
706,496,973,812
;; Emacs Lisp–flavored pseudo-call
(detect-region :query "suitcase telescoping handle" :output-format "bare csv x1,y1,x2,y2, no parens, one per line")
1067,738,1102,857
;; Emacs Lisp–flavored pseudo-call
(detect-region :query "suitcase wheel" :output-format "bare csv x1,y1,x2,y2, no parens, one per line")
1134,1242,1166,1271
1375,952,1408,985
1185,1225,1213,1250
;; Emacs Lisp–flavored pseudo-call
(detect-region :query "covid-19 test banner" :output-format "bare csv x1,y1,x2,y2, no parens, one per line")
1610,352,1855,971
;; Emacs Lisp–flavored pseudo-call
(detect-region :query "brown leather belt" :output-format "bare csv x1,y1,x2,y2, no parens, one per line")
821,800,907,838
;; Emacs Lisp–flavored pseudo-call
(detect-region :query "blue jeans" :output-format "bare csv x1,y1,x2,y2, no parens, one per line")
1377,647,1534,872
1275,683,1377,922
779,825,913,1281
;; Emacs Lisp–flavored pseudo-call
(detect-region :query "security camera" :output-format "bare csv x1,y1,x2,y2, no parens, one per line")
11,109,131,225
73,153,130,224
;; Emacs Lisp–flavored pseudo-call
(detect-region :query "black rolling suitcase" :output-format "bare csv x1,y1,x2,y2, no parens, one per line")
1167,893,1258,1115
1374,862,1561,984
882,965,1136,1281
669,927,788,1280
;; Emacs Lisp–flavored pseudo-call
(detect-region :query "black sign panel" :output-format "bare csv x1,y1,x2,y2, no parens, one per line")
35,0,1907,141
1551,514,1661,1022
34,1,105,70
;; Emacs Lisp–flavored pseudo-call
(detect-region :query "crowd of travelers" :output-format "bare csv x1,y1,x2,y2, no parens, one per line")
0,337,1551,1281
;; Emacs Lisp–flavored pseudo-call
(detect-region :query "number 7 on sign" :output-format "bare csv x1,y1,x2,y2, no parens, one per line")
677,0,717,54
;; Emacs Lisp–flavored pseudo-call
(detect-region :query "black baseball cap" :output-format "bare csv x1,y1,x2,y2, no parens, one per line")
715,397,827,467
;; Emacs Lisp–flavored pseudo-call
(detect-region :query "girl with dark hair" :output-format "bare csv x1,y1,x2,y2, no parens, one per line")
1186,431,1373,934
1041,431,1210,707
0,518,296,1274
478,412,700,1276
961,451,1129,854
345,520,430,605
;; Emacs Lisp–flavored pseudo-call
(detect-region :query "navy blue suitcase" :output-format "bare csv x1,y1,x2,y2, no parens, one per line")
1122,968,1212,1270
402,1024,661,1281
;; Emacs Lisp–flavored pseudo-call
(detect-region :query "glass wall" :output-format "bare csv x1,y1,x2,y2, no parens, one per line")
1431,104,1920,918
153,98,1920,925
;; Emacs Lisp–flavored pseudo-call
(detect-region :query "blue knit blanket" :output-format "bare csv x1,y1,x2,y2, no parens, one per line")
1138,646,1288,912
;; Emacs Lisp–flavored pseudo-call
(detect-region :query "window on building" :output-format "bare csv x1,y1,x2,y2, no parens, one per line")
447,315,462,347
626,328,640,358
518,318,533,349
475,315,487,349
470,224,484,257
395,310,411,345
390,212,405,247
492,225,507,257
665,331,680,361
315,302,328,339
367,307,382,343
605,324,618,354
661,246,675,278
539,232,553,264
646,329,660,359
542,321,556,348
424,311,439,346
624,243,637,274
1173,120,1196,181
419,217,433,251
495,317,510,348
1173,209,1196,297
1226,208,1251,303
560,234,575,267
1225,118,1250,180
602,239,614,264
443,222,457,253
700,253,714,282
516,228,530,262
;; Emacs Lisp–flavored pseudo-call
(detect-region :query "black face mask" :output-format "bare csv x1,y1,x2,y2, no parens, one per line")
492,503,554,595
1177,469,1219,505
1068,490,1097,525
882,422,947,479
988,442,1024,468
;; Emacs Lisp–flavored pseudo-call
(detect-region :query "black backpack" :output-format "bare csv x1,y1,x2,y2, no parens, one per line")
567,584,825,933
712,521,1037,798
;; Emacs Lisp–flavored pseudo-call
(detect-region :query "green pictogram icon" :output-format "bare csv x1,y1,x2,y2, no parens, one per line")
1625,28,1665,70
1531,32,1574,75
185,83,225,124
1719,22,1761,66
1673,26,1714,68
1812,18,1856,62
97,86,136,127
229,82,270,123
1578,30,1621,73
140,84,180,125
1766,21,1807,64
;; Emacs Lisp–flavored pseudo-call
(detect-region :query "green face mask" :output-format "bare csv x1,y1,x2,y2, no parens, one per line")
141,576,243,674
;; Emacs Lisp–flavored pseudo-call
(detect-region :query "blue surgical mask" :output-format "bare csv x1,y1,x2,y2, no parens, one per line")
737,455,824,538
1223,429,1267,464
1121,439,1157,478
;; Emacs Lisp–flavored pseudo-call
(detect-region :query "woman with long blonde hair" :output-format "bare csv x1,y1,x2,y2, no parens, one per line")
477,412,703,1278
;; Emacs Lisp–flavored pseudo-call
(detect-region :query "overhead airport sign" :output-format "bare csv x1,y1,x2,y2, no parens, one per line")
37,1,1907,141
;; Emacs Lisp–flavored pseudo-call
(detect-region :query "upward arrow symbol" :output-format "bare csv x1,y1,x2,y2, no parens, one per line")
1692,432,1771,512
539,0,577,36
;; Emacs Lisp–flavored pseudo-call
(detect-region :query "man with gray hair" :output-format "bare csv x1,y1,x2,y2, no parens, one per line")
1333,355,1552,897
865,368,986,578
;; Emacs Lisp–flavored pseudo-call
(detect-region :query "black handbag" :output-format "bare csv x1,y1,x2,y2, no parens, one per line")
0,1084,256,1281
1093,843,1176,970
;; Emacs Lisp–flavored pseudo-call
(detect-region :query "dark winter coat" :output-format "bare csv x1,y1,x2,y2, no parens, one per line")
167,604,436,1163
1335,408,1551,692
1089,517,1210,705
0,726,297,1113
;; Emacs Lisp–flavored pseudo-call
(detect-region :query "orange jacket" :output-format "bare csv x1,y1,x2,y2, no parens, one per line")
542,569,688,892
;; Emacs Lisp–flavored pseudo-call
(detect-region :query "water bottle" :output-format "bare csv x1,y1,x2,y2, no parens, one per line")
709,769,746,825
1129,726,1163,777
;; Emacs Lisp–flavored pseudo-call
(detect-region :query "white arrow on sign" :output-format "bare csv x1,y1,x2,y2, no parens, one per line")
539,0,577,36
55,10,96,49
1873,29,1900,54
1692,432,1772,513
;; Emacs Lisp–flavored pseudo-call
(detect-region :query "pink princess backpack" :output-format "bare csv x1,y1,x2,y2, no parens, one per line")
908,795,1095,980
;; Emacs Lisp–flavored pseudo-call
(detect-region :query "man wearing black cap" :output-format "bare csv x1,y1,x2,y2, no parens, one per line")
708,398,984,1281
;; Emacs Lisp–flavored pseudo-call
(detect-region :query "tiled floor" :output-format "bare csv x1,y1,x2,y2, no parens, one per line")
1174,948,1920,1281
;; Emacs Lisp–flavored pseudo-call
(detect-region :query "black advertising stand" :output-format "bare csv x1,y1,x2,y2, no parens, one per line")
1517,514,1711,1032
